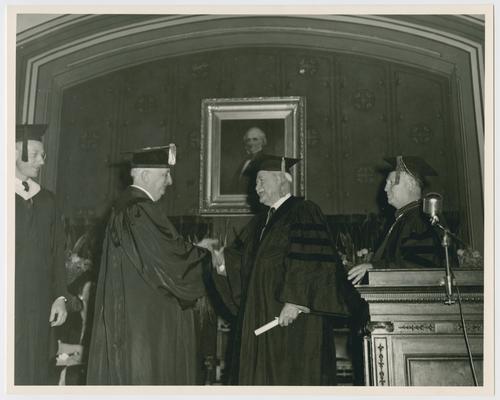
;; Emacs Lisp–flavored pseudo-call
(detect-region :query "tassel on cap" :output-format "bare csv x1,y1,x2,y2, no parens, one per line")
123,144,177,168
168,144,176,166
16,124,48,162
384,155,438,186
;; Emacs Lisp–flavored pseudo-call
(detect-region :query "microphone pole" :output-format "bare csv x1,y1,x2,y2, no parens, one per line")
423,193,479,385
432,220,455,305
423,193,455,305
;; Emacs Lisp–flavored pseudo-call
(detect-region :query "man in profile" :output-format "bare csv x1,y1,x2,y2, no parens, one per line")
87,145,217,385
348,155,444,285
209,155,363,385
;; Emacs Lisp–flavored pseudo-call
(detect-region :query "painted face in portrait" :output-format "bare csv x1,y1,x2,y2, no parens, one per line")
244,128,266,155
255,171,281,206
16,140,46,180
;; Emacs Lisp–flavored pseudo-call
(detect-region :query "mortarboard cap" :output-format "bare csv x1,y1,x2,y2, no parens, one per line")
254,154,301,173
384,155,437,185
124,144,177,168
16,124,48,162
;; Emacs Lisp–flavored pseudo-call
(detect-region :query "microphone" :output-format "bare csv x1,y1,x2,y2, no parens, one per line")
423,192,455,305
423,192,443,225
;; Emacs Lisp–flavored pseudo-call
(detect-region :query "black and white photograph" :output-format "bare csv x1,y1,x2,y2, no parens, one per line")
2,5,494,397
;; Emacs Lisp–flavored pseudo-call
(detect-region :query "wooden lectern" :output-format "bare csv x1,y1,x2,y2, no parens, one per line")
357,268,483,386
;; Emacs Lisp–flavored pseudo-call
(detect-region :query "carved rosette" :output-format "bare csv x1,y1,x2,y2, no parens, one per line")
79,129,101,150
73,208,97,226
297,57,319,77
356,165,376,184
191,62,210,79
307,127,320,147
134,95,158,113
409,123,434,144
352,89,375,111
189,130,200,149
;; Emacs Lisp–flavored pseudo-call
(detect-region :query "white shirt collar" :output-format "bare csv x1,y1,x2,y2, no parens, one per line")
270,193,291,211
130,184,155,201
15,177,40,200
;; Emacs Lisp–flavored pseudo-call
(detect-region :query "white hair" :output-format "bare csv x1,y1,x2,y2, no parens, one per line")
268,171,292,196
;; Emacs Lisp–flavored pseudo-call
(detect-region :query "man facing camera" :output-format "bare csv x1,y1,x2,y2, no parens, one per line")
87,145,217,385
348,155,444,285
15,124,69,385
210,155,363,385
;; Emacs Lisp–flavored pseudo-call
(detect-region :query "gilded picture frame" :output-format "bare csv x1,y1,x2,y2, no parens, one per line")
199,97,306,215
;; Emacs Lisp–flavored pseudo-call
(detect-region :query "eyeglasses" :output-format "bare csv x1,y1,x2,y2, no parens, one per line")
27,152,47,161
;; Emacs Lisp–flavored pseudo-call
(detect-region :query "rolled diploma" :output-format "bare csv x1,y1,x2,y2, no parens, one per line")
254,317,279,336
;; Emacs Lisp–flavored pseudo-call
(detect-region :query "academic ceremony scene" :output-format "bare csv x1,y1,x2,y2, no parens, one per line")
5,6,494,396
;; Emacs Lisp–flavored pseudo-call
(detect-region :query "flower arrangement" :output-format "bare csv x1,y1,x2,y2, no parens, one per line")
337,232,373,270
456,247,483,269
335,213,384,270
65,232,93,285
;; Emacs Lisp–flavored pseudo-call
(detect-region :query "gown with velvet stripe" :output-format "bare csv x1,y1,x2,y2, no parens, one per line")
211,196,363,385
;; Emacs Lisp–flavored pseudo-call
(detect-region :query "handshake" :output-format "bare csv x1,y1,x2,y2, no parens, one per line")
195,238,227,276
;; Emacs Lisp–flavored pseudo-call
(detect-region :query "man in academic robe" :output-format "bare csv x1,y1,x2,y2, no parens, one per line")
348,155,444,285
15,124,69,384
86,145,217,385
209,155,363,385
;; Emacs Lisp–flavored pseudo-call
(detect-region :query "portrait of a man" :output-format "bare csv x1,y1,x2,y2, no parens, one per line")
219,119,285,210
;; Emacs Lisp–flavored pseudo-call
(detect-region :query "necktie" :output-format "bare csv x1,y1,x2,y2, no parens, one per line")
22,181,29,192
259,207,275,241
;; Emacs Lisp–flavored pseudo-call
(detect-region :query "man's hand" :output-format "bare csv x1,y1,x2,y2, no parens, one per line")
196,238,219,251
49,297,68,327
212,247,227,276
278,303,310,327
347,263,374,285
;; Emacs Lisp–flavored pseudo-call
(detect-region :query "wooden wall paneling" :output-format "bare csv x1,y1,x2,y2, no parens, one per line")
16,16,484,253
172,52,228,216
447,68,483,250
337,56,390,214
226,49,280,98
282,51,334,211
392,68,455,208
49,45,477,249
439,79,462,213
57,73,120,222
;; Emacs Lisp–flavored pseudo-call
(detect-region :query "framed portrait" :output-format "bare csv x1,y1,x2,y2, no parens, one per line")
200,97,306,215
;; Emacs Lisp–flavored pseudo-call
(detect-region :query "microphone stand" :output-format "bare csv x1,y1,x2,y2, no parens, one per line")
430,219,455,305
429,217,479,386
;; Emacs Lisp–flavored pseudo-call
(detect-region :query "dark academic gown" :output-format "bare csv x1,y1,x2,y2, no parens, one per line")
372,200,443,268
86,187,209,385
212,196,353,385
15,189,67,385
